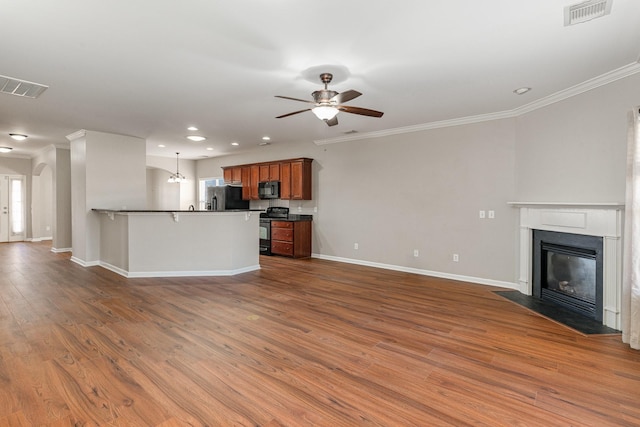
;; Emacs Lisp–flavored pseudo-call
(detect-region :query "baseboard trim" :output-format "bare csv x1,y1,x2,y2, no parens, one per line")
70,256,100,267
311,253,517,290
29,237,53,242
51,247,72,253
99,262,261,278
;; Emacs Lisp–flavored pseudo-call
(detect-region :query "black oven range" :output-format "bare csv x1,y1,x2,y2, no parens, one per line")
259,207,289,255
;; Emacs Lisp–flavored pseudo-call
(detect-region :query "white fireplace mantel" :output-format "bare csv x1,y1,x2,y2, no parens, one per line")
509,202,624,330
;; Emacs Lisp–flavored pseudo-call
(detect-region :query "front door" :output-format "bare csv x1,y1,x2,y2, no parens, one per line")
0,175,26,242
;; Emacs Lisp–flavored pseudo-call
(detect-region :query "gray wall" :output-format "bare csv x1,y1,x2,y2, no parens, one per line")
31,146,72,250
146,155,197,210
31,164,53,239
515,73,640,202
197,72,640,286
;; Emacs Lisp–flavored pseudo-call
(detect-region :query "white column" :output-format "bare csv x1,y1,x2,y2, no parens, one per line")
67,130,146,265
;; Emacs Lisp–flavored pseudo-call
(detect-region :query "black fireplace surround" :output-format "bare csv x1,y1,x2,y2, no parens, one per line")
532,230,604,322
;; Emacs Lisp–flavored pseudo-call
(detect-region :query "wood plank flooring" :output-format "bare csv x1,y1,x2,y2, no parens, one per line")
0,241,639,426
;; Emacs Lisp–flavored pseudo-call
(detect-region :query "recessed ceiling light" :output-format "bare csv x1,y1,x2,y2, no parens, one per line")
187,136,206,142
0,147,12,153
513,87,531,95
158,144,166,148
231,142,239,146
9,133,27,141
187,126,198,131
206,147,213,151
262,136,271,141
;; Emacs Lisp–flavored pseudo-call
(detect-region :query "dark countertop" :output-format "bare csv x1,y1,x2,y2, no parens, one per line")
260,214,313,222
93,209,264,213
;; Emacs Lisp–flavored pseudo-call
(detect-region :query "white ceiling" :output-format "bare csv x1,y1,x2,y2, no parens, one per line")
0,0,639,160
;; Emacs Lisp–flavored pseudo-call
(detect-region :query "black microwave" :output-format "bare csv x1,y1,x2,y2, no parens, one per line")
258,181,280,199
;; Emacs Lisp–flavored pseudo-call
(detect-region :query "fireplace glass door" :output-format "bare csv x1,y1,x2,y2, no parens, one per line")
533,230,603,321
543,245,596,313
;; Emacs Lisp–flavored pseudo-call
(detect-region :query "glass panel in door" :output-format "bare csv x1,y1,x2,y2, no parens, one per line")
0,175,26,242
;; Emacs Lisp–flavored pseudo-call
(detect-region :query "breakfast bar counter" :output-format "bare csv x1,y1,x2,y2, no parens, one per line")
93,209,260,278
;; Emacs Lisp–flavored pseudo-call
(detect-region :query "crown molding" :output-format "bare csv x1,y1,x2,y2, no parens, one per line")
0,152,31,160
513,61,640,115
314,61,640,146
313,110,517,146
65,129,86,141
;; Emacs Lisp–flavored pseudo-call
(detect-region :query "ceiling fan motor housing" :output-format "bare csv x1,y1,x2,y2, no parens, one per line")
312,89,338,104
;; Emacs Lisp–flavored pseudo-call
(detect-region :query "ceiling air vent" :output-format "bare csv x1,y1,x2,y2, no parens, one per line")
0,74,48,98
564,0,613,26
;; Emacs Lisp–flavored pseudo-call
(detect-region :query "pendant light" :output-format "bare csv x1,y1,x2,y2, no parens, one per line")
168,152,186,183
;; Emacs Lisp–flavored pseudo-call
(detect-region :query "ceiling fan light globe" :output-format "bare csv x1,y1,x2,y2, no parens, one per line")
312,106,339,121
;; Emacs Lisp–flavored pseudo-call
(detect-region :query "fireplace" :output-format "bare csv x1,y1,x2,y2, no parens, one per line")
532,230,603,321
511,202,623,330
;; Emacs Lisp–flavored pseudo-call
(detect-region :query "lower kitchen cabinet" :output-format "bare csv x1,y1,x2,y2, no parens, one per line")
271,220,312,258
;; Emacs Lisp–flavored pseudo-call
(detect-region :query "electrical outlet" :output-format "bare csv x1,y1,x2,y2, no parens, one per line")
453,254,459,262
413,249,419,257
488,210,495,219
298,206,302,212
354,243,359,250
314,206,318,212
479,210,486,219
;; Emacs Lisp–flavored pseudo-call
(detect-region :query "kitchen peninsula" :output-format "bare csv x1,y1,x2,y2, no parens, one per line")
93,209,259,277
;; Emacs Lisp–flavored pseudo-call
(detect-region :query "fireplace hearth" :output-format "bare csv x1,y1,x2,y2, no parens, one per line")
510,202,623,330
532,230,603,321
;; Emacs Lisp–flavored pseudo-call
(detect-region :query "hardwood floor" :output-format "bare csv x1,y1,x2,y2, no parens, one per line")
0,242,638,426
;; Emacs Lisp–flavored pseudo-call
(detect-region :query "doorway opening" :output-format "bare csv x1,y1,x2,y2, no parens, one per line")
0,174,26,242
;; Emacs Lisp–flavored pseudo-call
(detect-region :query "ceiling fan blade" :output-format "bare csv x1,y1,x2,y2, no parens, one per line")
330,90,361,104
338,105,384,118
325,116,339,127
276,109,311,119
275,95,315,104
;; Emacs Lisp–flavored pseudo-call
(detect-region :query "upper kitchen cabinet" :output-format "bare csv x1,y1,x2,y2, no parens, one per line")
223,158,313,200
241,167,251,200
249,164,260,200
259,163,280,182
281,158,312,200
223,166,242,184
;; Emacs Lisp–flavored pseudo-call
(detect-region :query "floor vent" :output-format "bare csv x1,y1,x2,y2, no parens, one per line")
564,0,613,26
0,74,48,98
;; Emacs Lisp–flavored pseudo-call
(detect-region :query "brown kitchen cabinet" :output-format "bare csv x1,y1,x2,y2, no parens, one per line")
223,157,312,200
249,164,260,199
280,158,312,200
241,167,251,199
259,163,280,182
270,220,312,258
223,166,242,184
223,168,232,183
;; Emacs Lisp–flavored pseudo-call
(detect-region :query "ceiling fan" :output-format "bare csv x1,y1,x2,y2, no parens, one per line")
275,73,384,126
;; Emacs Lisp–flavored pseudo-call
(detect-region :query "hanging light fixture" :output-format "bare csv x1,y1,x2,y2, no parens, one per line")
168,152,186,183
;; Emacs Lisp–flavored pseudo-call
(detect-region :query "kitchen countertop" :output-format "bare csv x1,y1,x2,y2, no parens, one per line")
92,209,264,213
260,214,313,222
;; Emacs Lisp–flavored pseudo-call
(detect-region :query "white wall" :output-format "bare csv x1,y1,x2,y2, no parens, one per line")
146,167,180,210
146,155,196,209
